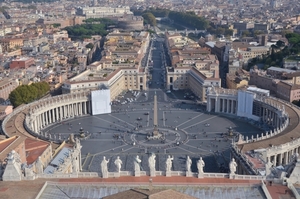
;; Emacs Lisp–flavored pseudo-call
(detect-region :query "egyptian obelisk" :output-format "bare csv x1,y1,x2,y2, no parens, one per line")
153,91,159,136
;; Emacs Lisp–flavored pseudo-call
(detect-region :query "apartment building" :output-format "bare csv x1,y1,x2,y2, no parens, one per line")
0,78,19,101
62,30,149,100
226,69,250,89
0,105,13,120
249,68,300,102
238,46,270,64
78,6,132,18
10,57,35,69
165,32,221,101
283,56,300,70
0,38,23,52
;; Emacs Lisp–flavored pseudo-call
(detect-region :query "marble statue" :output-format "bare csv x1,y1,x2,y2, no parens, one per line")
186,156,192,172
229,158,237,174
197,157,205,173
265,159,273,176
166,155,174,172
71,151,79,173
134,155,142,172
25,167,34,177
114,156,122,173
69,134,75,144
2,151,22,181
148,153,156,173
35,156,44,174
101,156,109,177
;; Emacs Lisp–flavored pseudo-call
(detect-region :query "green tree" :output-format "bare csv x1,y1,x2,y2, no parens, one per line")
9,82,50,107
85,43,94,49
142,12,156,26
52,23,61,28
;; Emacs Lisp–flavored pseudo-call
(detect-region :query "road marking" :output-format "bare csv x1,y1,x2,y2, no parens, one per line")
184,143,211,153
147,114,150,127
176,113,204,128
182,116,218,130
177,146,195,154
93,144,127,156
109,114,136,128
94,116,132,130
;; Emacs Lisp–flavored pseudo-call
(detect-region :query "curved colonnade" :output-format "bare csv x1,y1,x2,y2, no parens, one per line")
2,90,300,171
206,89,289,143
2,92,91,143
206,89,300,174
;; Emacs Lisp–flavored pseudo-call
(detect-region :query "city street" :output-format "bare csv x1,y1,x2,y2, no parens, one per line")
42,37,262,175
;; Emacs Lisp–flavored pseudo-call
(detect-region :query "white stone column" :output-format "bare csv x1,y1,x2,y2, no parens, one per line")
66,105,70,117
82,102,85,115
278,153,282,165
76,103,79,116
89,101,92,113
71,104,74,117
39,114,43,130
207,98,211,112
284,152,288,165
62,105,67,118
45,111,49,125
222,99,225,113
52,109,55,123
60,106,63,119
67,105,70,117
56,108,59,121
41,113,44,127
62,105,65,118
274,154,277,166
214,98,218,112
227,99,230,113
231,100,234,114
32,120,36,132
36,116,40,131
79,102,82,115
48,109,52,124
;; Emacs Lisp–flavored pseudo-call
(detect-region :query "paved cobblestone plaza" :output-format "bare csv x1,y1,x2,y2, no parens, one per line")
42,90,262,174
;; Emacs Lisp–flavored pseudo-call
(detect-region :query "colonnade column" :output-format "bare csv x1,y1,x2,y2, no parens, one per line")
52,109,55,123
79,102,82,115
64,105,67,118
41,113,44,127
82,102,86,115
45,112,48,126
226,99,229,113
89,100,92,114
36,116,39,131
278,153,282,165
56,108,59,121
49,110,52,124
221,99,224,112
283,152,287,165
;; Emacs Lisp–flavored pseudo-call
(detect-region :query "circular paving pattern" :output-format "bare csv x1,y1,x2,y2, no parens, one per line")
42,90,266,173
123,127,188,150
